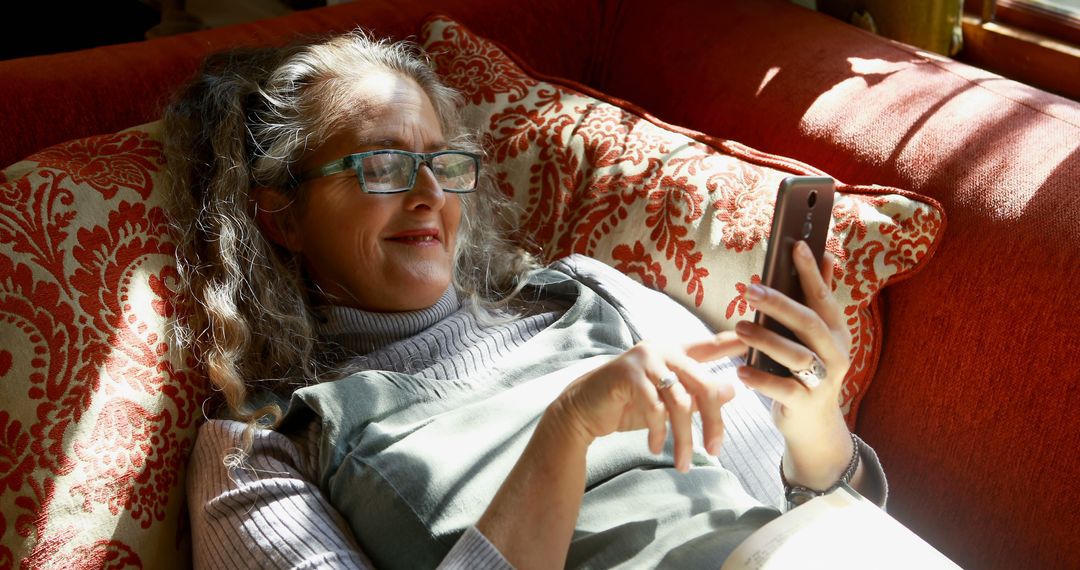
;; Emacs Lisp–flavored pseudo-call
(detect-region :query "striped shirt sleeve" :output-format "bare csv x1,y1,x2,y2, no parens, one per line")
187,419,514,569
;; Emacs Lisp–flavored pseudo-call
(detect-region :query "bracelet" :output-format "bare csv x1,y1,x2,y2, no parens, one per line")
780,432,861,509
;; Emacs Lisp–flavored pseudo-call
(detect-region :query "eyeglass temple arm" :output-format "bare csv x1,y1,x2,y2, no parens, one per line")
298,156,355,182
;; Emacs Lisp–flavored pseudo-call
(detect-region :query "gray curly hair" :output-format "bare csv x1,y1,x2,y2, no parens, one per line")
163,30,537,435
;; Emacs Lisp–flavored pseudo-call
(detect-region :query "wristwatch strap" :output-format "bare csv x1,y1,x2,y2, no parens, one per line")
780,432,862,509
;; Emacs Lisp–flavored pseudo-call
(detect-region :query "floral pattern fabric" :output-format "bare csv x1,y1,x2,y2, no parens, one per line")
0,122,200,569
420,15,945,424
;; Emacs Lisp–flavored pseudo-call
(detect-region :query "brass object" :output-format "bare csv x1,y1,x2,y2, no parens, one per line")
818,0,965,55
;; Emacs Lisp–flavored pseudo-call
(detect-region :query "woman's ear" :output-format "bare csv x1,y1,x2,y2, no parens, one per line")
251,187,303,252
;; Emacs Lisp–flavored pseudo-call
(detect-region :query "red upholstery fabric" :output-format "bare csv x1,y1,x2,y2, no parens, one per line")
1,0,1076,568
0,0,606,169
597,2,1080,568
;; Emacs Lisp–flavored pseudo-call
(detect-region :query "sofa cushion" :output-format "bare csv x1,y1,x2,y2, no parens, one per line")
419,15,946,426
0,122,199,568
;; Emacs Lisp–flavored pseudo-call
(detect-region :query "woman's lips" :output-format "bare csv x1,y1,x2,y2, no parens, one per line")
386,228,441,245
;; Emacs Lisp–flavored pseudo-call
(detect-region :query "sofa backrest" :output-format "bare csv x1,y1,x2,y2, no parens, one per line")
0,0,610,169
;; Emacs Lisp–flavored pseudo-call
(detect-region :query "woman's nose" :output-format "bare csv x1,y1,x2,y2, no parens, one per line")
403,164,446,211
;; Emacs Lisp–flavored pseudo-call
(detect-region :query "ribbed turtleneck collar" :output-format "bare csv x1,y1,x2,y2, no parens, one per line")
315,286,461,356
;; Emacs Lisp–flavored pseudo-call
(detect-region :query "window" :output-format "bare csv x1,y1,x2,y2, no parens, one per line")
960,0,1080,100
997,0,1080,44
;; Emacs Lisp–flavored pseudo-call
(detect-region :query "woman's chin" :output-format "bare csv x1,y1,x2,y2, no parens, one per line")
385,266,453,309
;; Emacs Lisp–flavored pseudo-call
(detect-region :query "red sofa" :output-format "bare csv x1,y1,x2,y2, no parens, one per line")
1,0,1076,568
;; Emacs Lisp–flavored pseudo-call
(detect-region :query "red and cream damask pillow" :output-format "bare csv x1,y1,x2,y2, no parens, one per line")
0,122,199,569
420,15,945,425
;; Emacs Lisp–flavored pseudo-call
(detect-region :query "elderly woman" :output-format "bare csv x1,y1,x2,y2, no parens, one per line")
166,30,885,570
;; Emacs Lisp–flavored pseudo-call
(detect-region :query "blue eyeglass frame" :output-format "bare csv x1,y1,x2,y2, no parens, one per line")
298,149,481,194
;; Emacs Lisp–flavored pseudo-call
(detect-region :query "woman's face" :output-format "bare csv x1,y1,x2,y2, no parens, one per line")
283,72,462,312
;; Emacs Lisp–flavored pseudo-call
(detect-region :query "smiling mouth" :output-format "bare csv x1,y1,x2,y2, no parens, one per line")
386,229,440,246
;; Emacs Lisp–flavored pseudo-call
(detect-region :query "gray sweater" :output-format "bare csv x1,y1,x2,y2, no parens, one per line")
186,255,885,569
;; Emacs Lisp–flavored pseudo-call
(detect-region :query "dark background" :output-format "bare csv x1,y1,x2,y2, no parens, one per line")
0,0,327,61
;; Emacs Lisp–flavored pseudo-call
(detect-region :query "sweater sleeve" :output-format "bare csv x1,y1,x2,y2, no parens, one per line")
187,419,514,570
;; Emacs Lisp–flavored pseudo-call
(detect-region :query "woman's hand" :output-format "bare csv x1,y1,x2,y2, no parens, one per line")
546,333,747,472
733,240,861,491
478,331,747,569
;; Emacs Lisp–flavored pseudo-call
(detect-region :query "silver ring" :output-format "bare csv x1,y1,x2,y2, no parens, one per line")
789,353,827,389
656,371,677,391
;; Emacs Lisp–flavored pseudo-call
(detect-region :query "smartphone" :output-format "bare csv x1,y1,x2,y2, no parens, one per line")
746,176,835,377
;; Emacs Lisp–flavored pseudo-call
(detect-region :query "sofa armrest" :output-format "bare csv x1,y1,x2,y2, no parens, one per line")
597,0,1079,198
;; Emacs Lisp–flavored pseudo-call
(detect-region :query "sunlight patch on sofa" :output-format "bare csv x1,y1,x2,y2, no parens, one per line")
756,66,782,97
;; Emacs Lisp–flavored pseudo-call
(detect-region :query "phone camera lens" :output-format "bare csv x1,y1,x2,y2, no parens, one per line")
807,191,817,208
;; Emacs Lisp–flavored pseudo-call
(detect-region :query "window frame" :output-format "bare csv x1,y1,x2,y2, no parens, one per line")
959,0,1080,101
997,0,1080,44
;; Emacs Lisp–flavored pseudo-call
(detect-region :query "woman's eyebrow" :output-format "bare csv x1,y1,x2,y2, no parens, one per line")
358,138,449,152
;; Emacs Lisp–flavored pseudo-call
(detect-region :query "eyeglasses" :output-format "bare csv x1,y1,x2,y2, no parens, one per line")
298,149,481,194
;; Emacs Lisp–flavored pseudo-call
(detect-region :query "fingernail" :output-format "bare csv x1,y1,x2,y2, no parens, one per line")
709,439,723,455
797,240,812,258
736,366,751,380
735,321,752,336
746,285,764,301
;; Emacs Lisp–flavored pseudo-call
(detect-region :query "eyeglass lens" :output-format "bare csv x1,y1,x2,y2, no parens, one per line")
361,152,477,193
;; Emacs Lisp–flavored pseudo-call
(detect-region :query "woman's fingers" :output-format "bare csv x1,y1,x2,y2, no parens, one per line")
667,354,730,456
735,320,820,374
736,364,802,408
640,342,737,467
820,251,835,290
642,374,669,455
657,379,695,472
792,241,845,335
742,268,846,368
684,330,746,362
639,348,695,472
743,285,844,367
573,338,743,469
682,331,745,449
